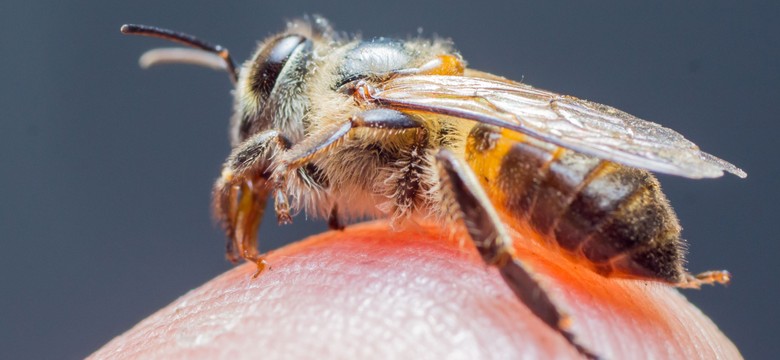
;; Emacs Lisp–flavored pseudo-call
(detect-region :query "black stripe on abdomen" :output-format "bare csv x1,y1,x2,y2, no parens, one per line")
464,125,685,282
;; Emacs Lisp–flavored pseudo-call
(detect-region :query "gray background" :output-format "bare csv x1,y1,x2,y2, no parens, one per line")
1,1,777,359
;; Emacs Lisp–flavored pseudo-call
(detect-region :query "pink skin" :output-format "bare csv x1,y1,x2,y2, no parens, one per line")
90,221,741,359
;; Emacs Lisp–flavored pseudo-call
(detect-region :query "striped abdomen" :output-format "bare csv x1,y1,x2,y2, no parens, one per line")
465,125,685,283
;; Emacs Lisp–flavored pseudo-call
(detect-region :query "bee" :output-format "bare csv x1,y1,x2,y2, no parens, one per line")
121,16,746,359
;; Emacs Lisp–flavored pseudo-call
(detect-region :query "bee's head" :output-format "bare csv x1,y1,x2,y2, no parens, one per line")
231,16,339,145
120,16,338,145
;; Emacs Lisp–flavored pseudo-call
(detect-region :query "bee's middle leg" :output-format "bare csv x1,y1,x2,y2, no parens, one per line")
434,149,599,360
271,109,425,222
327,204,345,231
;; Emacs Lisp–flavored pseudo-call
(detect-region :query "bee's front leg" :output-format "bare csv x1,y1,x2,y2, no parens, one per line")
213,130,288,276
434,149,599,360
270,109,425,224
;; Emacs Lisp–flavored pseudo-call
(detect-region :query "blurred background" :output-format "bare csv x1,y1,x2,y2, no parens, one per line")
1,1,777,358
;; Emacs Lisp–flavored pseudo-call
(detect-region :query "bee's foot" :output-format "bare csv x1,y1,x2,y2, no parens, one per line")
273,189,292,225
277,212,293,225
251,257,268,278
225,251,241,264
676,270,731,289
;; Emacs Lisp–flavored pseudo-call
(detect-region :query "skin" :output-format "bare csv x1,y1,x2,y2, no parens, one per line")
89,221,741,359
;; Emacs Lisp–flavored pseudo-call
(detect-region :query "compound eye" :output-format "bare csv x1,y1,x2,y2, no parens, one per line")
250,35,307,99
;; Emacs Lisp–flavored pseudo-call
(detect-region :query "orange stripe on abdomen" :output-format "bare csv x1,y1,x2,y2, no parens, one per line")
465,125,685,282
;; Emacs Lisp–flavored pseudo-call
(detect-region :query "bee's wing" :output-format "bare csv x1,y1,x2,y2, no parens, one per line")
371,74,746,179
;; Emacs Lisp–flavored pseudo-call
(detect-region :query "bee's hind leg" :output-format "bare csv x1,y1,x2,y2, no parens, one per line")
213,129,288,276
434,149,600,360
676,270,732,289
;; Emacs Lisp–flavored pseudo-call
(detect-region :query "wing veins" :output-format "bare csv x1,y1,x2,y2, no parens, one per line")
370,75,746,179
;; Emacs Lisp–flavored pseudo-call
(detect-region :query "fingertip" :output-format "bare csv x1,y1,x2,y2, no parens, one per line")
90,222,741,359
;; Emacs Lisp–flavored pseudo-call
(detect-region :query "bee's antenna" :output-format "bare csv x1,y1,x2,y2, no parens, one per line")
120,24,238,84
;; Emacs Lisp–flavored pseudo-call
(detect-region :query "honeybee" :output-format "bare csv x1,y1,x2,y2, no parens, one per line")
121,16,745,359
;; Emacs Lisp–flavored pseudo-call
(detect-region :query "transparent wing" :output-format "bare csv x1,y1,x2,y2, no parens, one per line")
369,74,746,179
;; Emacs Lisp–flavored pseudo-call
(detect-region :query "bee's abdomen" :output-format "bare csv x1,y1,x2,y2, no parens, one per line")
465,126,684,282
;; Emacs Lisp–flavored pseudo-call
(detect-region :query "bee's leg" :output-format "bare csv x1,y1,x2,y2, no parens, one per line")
435,149,599,360
236,182,270,277
283,109,423,166
213,130,287,275
271,109,424,221
675,270,732,289
327,204,345,231
213,176,241,262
